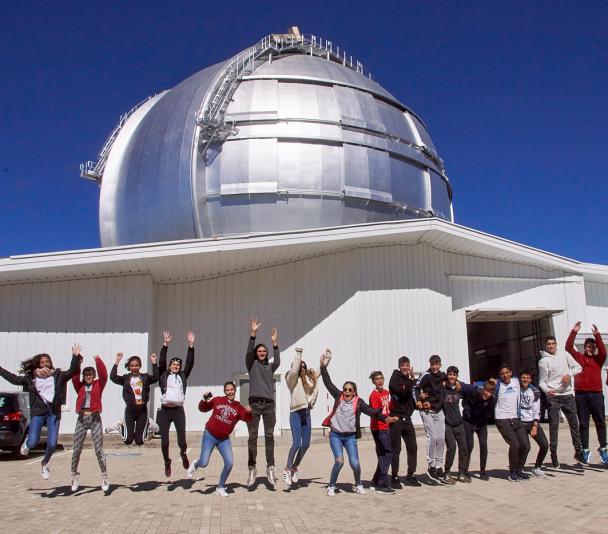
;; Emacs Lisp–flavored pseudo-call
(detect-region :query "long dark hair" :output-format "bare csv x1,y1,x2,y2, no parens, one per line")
253,343,269,361
20,353,53,376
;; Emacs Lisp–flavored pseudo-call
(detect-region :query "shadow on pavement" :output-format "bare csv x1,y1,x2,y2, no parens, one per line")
33,484,127,498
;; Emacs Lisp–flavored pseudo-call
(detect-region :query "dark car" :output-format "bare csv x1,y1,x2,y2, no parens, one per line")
0,391,46,458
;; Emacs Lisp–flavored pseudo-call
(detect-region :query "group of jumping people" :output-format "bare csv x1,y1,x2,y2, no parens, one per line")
0,319,605,497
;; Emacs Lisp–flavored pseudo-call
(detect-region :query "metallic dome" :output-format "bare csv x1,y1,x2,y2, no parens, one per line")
83,32,453,247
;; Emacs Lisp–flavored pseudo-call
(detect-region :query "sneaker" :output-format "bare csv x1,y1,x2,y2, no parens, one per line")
291,468,299,483
71,473,80,492
20,441,30,457
375,485,396,494
282,469,292,487
550,451,560,469
247,466,257,487
355,484,366,494
507,471,519,482
215,486,229,497
427,466,439,482
531,467,547,477
437,469,455,485
403,475,422,487
599,447,608,465
164,460,172,478
101,476,109,492
181,451,190,470
390,475,402,488
517,470,530,480
456,473,472,483
266,465,276,485
41,462,50,480
187,462,197,479
581,449,591,465
479,471,490,481
575,450,588,466
327,485,336,496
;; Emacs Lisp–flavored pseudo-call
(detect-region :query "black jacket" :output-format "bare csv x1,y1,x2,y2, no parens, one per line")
462,384,495,426
388,369,415,417
414,370,446,411
0,354,80,418
320,366,386,439
442,382,476,427
158,345,194,395
110,364,159,407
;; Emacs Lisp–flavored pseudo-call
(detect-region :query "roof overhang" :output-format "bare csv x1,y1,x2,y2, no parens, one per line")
1,219,607,286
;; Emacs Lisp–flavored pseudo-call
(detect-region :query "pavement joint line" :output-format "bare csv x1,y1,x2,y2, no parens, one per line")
25,450,70,465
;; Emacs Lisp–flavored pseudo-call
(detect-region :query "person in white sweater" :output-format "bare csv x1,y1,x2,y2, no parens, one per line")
538,335,583,467
282,347,320,487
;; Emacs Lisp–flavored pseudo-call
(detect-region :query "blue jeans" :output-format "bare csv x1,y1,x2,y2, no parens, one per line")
286,409,311,469
28,411,60,465
195,430,234,488
329,431,360,486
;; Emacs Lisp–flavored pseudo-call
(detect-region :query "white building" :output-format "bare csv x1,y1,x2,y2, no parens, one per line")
1,218,607,433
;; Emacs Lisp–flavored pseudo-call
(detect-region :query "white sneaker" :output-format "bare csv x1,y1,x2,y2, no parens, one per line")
532,467,547,477
247,467,257,487
215,486,229,497
101,476,109,492
71,473,80,492
20,441,30,457
327,485,336,496
187,462,197,479
266,465,276,485
355,484,366,495
282,469,292,487
41,462,50,480
291,469,299,483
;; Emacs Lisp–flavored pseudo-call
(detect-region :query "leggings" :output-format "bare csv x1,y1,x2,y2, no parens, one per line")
123,405,148,445
71,412,106,475
158,404,187,463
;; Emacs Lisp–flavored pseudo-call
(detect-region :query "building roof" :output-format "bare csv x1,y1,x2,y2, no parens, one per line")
1,218,607,286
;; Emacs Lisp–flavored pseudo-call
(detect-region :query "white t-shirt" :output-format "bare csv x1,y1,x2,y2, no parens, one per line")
34,375,55,405
130,375,144,402
83,384,93,409
494,379,520,420
161,374,185,406
519,387,540,422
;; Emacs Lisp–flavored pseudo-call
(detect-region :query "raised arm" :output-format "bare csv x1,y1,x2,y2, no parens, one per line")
71,359,83,392
565,322,583,362
0,366,28,386
149,353,159,384
270,328,281,372
246,318,262,371
592,324,607,365
110,352,125,385
286,348,303,391
198,394,215,413
320,357,341,399
159,330,172,375
60,345,81,381
184,331,195,378
95,356,108,390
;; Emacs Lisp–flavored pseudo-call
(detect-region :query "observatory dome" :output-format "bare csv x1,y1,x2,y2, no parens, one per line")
83,32,453,247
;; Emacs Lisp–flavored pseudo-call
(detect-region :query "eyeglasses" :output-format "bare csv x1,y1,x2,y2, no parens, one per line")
343,387,354,392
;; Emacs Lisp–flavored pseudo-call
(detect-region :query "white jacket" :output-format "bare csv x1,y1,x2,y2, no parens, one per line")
285,351,319,412
538,350,582,396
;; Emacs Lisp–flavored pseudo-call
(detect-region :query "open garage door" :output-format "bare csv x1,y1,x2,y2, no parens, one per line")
466,309,562,382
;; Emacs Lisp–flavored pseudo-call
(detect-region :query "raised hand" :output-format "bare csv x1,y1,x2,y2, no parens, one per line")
163,331,173,346
573,321,582,333
203,392,213,401
150,353,158,365
34,367,53,378
187,331,195,347
592,324,599,334
244,405,252,414
72,344,82,357
270,328,278,347
249,317,262,336
295,347,303,354
115,352,123,365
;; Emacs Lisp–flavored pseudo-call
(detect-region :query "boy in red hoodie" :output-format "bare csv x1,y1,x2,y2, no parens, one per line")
70,354,109,492
368,371,395,494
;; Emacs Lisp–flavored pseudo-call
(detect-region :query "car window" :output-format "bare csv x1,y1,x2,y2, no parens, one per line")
0,394,16,411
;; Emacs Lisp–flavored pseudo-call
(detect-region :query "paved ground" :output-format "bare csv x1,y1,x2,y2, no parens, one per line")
1,424,607,534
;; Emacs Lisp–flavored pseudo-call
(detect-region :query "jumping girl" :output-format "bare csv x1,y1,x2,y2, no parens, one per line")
70,354,109,492
109,351,158,446
319,350,397,496
157,330,196,477
0,346,80,479
283,347,319,487
187,381,252,497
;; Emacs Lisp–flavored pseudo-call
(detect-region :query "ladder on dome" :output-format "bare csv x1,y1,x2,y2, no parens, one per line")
196,31,369,163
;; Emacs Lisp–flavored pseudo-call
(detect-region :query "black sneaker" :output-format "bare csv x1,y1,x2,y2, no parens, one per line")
375,485,396,495
551,451,560,469
403,475,422,487
181,451,190,470
574,450,587,466
437,469,456,485
479,471,490,481
507,471,519,482
164,460,172,478
517,470,530,480
427,466,439,482
390,475,402,489
456,472,472,483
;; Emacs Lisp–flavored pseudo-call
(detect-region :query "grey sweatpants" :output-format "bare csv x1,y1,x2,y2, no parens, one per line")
71,412,106,475
421,410,445,468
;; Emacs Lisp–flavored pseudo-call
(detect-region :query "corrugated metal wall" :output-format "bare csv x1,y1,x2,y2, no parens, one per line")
0,275,154,433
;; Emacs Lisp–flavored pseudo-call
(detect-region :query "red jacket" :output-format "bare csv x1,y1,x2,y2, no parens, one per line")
72,356,108,413
199,396,252,440
566,330,606,392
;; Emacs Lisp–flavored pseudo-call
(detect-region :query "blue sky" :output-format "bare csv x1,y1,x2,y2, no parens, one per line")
1,1,607,263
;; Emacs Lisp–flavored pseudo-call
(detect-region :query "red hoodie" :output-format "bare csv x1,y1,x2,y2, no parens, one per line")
369,389,392,431
72,356,108,413
566,330,607,392
199,396,252,439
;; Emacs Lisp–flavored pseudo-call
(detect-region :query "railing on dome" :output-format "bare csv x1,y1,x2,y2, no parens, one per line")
195,32,371,163
80,94,157,182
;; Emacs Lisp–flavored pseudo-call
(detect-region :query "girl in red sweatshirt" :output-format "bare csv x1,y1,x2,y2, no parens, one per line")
187,381,252,496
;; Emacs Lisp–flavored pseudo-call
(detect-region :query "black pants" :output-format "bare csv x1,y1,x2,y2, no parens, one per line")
575,391,607,449
158,405,187,464
247,400,276,468
463,420,488,472
495,418,530,472
445,423,468,474
371,429,392,487
546,394,582,453
390,415,417,476
124,404,148,446
522,421,549,468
